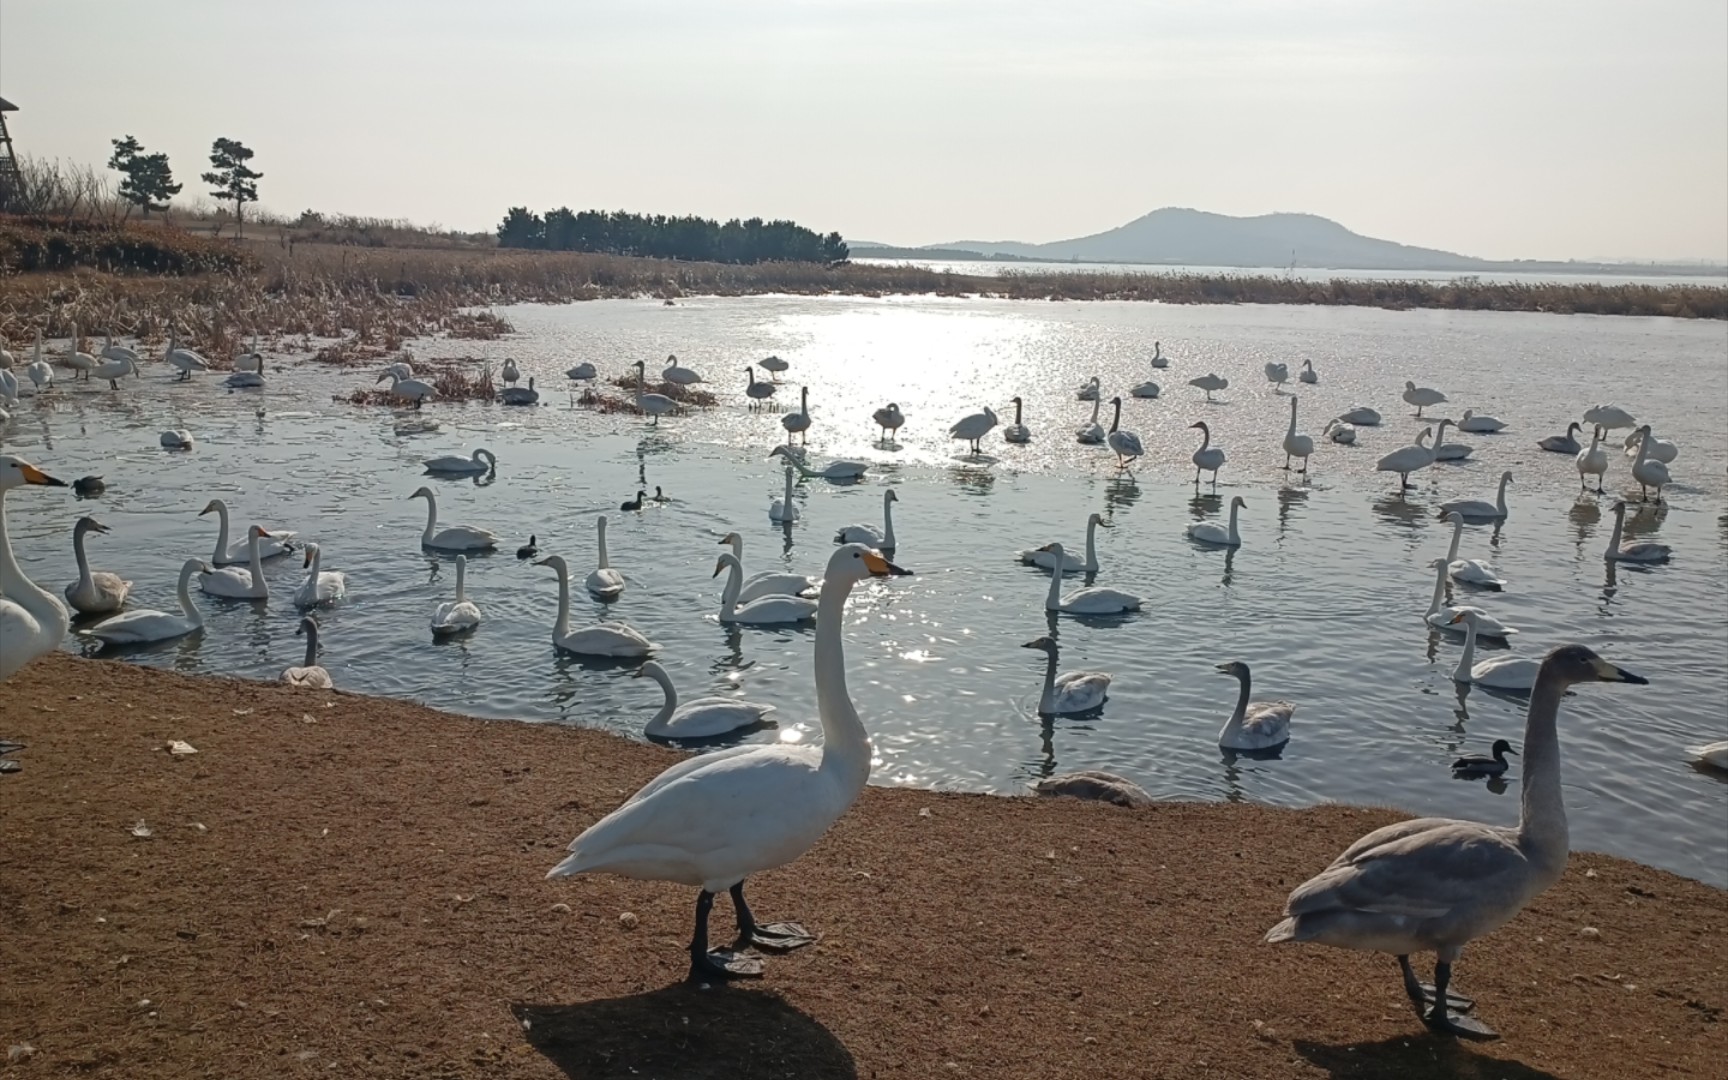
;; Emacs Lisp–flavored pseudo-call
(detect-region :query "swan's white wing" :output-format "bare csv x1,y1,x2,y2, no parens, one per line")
1281,818,1524,925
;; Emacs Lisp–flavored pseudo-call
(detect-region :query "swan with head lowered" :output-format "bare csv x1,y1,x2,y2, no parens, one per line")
1264,361,1289,390
1189,373,1228,402
1188,496,1246,547
424,448,497,476
1215,661,1292,751
1019,512,1108,573
94,353,139,389
1282,396,1314,473
200,499,297,564
377,370,436,407
835,488,898,548
408,486,498,551
87,559,207,646
1376,421,1448,489
1628,425,1670,502
872,402,904,439
1339,405,1381,426
430,554,482,635
535,554,657,657
1041,543,1141,614
1583,404,1636,431
949,406,998,454
1443,513,1506,589
586,516,626,599
1323,419,1356,445
1402,380,1447,416
715,553,818,624
769,467,800,522
1075,395,1105,445
719,533,817,603
1622,428,1678,464
769,445,868,480
0,456,71,681
200,525,273,599
1423,558,1517,637
1189,421,1226,485
1575,425,1608,492
1538,422,1582,454
1105,397,1143,470
1002,396,1031,443
1267,644,1646,1038
1603,501,1671,563
1449,612,1539,691
1076,375,1100,401
281,616,334,689
636,660,776,740
293,543,347,608
164,329,211,381
1022,636,1110,715
546,544,911,983
1438,471,1513,521
64,516,132,615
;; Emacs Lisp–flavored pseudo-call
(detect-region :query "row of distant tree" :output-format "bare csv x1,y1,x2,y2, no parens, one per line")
496,207,848,264
103,136,263,233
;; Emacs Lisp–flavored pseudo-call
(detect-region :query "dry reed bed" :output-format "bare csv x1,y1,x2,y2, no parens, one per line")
341,357,497,406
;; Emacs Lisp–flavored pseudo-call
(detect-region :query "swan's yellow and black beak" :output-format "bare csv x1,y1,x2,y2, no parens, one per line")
20,463,66,487
1591,657,1648,684
302,549,313,568
863,551,911,577
711,559,727,579
256,527,273,538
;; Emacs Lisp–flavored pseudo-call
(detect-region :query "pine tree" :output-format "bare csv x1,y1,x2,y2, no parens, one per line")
201,137,263,237
107,136,183,218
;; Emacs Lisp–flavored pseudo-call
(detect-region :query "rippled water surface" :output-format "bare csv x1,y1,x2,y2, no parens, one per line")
4,297,1725,884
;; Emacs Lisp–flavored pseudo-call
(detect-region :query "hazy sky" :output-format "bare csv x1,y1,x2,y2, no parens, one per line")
4,0,1724,260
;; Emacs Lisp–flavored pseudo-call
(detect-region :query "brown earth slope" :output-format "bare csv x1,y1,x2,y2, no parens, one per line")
1,654,1721,1079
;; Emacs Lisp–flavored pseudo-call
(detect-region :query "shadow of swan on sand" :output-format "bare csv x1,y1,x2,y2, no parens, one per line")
1293,1034,1562,1079
514,987,857,1080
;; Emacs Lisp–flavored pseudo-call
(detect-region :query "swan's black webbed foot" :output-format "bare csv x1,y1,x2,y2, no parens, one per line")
729,882,816,953
1399,955,1476,1012
688,948,765,983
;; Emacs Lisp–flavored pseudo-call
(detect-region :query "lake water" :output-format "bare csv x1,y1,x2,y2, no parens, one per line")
854,256,1728,289
3,296,1725,886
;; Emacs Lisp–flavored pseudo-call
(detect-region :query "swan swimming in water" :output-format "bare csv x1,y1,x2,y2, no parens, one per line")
1267,644,1647,1038
1443,512,1506,589
769,467,800,522
1,456,71,682
1187,496,1245,547
636,660,776,740
293,542,347,608
87,559,207,646
1040,543,1141,614
1438,471,1513,521
199,525,273,600
63,516,132,615
835,488,898,548
1603,501,1671,563
1022,636,1111,715
377,370,437,407
718,532,818,603
1148,341,1167,369
585,515,626,599
714,552,818,625
1215,661,1292,751
545,544,911,983
1538,422,1582,454
1002,396,1031,443
423,448,497,475
1449,611,1539,691
281,616,335,689
535,554,658,657
200,499,297,565
409,486,499,551
769,445,868,480
1018,512,1108,573
430,554,483,635
1423,558,1517,637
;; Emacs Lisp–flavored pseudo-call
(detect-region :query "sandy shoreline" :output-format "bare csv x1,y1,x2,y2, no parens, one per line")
1,654,1721,1078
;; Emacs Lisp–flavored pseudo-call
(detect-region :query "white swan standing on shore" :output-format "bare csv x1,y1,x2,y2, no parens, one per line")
1105,397,1143,470
1022,636,1111,715
1189,421,1226,485
1019,512,1108,573
546,544,911,983
949,405,999,454
1041,543,1141,614
744,366,777,410
164,329,211,381
1376,420,1450,489
1402,380,1447,417
409,486,498,551
1264,361,1289,390
1189,373,1229,402
87,559,206,646
1282,396,1314,473
0,456,71,682
636,660,776,740
430,554,483,635
536,554,658,657
64,516,132,615
1266,645,1647,1038
1575,425,1608,492
781,386,812,443
1629,425,1670,503
200,499,297,564
1215,660,1292,751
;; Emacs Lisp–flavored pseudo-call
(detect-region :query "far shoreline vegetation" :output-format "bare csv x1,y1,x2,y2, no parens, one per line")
0,154,1723,365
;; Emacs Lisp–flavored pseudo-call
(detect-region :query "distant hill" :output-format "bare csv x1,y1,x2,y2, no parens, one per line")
936,209,1486,271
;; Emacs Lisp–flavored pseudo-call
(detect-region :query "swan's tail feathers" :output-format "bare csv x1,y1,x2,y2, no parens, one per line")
1264,917,1301,944
546,850,588,879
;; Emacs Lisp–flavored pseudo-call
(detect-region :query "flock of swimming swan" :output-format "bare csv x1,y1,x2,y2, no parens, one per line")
1,333,1721,1042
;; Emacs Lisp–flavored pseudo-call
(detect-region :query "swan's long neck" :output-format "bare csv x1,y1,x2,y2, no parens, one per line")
1013,399,1022,425
1286,396,1298,436
647,666,677,726
72,523,94,589
1226,501,1241,544
454,557,467,603
1515,667,1569,869
211,504,231,562
597,519,610,569
1605,506,1625,555
306,546,322,580
1109,399,1121,434
881,494,895,549
1218,669,1253,742
1445,519,1463,562
800,388,809,416
1038,650,1058,713
1045,555,1064,610
551,563,571,639
421,494,437,544
1453,619,1477,681
719,555,742,615
1633,429,1651,469
726,534,744,566
177,563,202,623
1196,425,1211,452
302,623,320,668
1426,563,1446,617
247,532,266,588
1084,518,1099,570
1497,475,1511,514
814,574,870,790
1,488,69,638
783,469,794,504
1088,397,1100,424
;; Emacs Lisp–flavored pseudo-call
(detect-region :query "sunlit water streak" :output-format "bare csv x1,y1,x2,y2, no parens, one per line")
3,296,1724,884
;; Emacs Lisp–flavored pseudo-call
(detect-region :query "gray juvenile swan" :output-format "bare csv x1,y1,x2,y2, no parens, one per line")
1215,660,1292,751
1265,644,1647,1039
